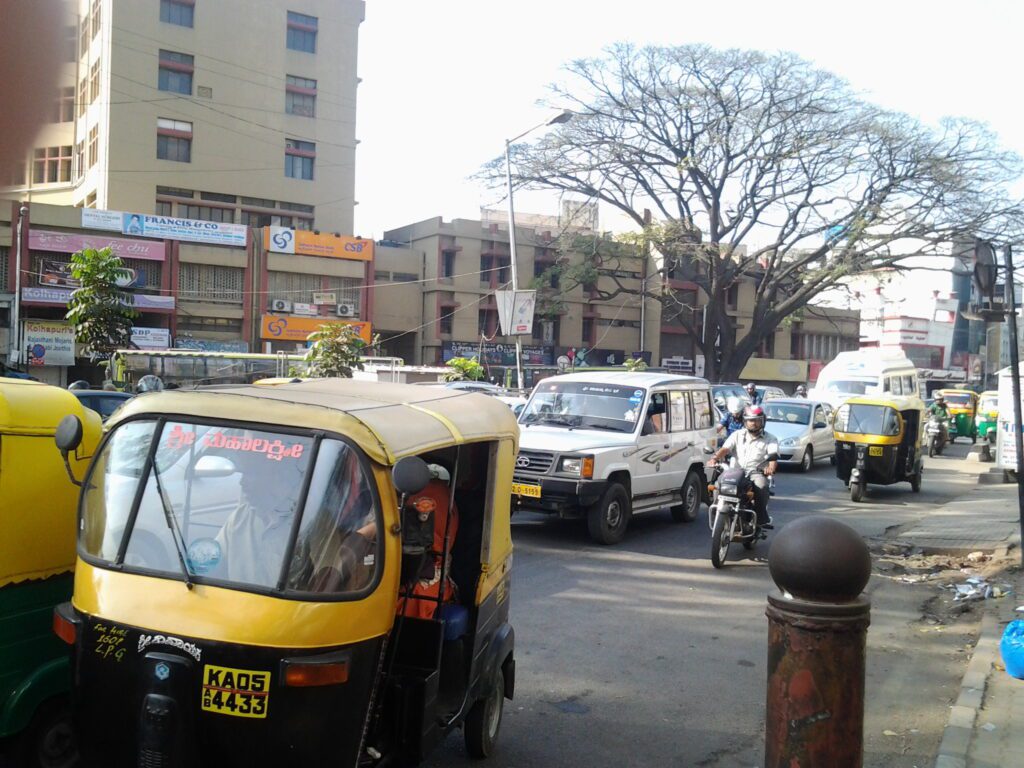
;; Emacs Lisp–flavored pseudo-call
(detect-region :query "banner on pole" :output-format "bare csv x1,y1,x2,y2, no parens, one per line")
496,290,537,336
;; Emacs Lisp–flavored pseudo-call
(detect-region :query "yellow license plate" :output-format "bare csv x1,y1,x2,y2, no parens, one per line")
512,482,541,499
201,664,270,719
868,446,884,456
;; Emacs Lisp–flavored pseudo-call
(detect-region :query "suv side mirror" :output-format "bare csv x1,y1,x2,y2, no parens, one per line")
54,415,84,487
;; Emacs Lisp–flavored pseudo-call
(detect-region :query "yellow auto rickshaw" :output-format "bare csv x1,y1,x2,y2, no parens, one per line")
935,388,979,444
0,380,101,767
833,394,925,502
51,379,518,767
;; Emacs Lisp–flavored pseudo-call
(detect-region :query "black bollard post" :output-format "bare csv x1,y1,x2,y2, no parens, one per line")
764,516,872,768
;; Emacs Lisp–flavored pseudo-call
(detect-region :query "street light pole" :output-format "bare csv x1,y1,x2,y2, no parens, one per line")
503,110,573,392
1002,245,1024,564
10,205,27,369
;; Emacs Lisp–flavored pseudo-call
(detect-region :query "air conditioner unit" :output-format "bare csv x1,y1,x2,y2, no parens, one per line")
271,299,292,313
336,303,356,318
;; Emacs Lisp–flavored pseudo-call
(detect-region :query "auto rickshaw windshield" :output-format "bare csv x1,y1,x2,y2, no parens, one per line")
81,419,382,596
980,395,998,413
942,392,974,407
835,403,901,436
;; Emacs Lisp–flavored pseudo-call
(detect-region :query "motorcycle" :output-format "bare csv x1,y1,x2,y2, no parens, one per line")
926,415,947,458
705,458,771,569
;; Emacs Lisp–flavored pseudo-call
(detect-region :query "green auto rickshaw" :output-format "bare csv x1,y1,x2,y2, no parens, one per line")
976,390,999,461
0,380,101,766
936,389,979,443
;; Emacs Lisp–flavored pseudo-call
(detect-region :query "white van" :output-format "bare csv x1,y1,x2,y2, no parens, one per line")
513,372,717,544
808,350,919,408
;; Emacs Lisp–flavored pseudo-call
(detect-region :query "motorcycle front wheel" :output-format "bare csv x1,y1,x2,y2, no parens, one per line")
711,513,731,569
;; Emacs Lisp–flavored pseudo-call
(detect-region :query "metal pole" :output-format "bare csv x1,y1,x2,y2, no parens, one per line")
1002,245,1024,565
504,138,524,392
11,206,27,369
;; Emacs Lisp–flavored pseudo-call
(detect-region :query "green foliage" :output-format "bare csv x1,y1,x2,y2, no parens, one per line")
443,356,485,382
303,323,377,378
65,247,138,361
623,357,648,373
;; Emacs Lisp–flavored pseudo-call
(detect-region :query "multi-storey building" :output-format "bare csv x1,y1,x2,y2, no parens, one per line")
377,216,662,379
3,0,363,234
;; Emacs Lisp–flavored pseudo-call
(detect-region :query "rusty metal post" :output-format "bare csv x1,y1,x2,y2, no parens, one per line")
764,516,872,768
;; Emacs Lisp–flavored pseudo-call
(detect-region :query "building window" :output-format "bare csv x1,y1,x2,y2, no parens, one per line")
80,14,89,57
157,118,193,162
91,0,101,37
85,191,97,208
89,59,101,101
180,204,232,222
286,11,317,53
160,0,195,27
64,25,77,62
441,251,456,279
582,316,595,344
54,87,75,123
88,126,99,168
158,50,194,95
295,218,313,230
156,185,195,198
78,76,88,116
200,191,236,204
284,138,315,180
439,311,453,336
285,75,316,117
75,141,85,177
179,263,245,305
726,284,739,311
155,200,173,216
241,210,272,227
32,146,73,184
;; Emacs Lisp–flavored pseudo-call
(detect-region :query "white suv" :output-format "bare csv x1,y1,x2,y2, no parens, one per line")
514,372,718,544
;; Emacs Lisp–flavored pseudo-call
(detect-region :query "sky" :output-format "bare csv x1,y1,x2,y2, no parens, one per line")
354,0,1024,306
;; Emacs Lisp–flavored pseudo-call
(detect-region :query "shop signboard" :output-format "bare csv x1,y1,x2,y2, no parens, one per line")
131,327,171,350
443,341,552,367
260,315,372,344
264,227,373,261
82,209,247,247
22,287,173,310
174,339,250,353
29,230,165,261
23,320,75,366
996,363,1024,470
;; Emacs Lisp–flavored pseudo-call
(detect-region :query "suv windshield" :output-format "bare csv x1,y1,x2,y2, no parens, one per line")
81,420,381,596
520,381,645,433
834,404,900,436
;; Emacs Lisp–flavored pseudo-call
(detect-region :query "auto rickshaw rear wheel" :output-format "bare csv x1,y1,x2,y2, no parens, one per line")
850,481,865,503
911,471,922,493
16,697,78,768
465,663,505,759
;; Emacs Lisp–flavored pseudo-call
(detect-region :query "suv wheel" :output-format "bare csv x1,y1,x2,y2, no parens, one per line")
587,483,631,545
671,471,701,523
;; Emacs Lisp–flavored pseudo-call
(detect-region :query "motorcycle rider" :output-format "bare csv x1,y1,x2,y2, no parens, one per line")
928,393,952,442
794,385,807,398
708,405,778,529
745,382,763,405
716,397,745,438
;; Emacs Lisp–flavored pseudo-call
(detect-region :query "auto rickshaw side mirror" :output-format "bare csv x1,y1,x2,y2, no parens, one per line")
54,414,85,487
392,456,431,496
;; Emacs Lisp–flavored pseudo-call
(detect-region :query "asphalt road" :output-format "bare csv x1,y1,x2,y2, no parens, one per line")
424,440,985,768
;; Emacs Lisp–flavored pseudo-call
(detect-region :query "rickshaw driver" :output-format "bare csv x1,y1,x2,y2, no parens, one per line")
928,394,952,441
708,405,778,529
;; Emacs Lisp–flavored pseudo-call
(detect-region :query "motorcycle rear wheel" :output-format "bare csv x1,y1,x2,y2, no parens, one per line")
711,513,731,569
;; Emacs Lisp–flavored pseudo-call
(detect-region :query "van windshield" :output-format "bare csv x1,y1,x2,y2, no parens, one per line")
822,379,876,396
81,420,381,596
520,381,644,433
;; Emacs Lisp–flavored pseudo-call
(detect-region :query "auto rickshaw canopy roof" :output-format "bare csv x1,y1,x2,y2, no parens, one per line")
107,378,520,465
838,394,926,413
0,378,89,435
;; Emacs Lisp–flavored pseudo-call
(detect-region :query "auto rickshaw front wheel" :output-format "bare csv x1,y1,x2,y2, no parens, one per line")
465,664,505,758
850,481,865,503
911,471,922,493
16,697,78,768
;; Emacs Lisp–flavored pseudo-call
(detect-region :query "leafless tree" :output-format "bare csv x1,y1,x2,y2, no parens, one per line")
483,44,1023,380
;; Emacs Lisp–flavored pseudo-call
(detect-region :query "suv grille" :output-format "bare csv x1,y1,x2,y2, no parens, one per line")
515,450,554,474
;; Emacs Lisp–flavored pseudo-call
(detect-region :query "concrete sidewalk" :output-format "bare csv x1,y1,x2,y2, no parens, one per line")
919,481,1024,768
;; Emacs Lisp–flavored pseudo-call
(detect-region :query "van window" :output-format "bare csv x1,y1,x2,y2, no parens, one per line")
670,391,693,432
903,375,916,396
692,390,714,429
890,377,902,396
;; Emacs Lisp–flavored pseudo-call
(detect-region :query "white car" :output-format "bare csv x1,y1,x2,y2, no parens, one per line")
513,372,718,544
763,398,835,471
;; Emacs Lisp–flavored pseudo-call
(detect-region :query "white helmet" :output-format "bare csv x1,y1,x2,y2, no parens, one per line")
726,396,743,416
137,375,165,393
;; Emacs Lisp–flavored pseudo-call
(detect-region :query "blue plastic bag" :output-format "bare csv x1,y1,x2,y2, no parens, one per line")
1001,620,1024,679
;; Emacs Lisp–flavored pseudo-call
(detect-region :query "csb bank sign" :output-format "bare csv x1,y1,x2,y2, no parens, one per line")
264,227,372,261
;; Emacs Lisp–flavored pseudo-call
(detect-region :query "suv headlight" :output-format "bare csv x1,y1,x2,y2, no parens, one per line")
560,455,594,479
